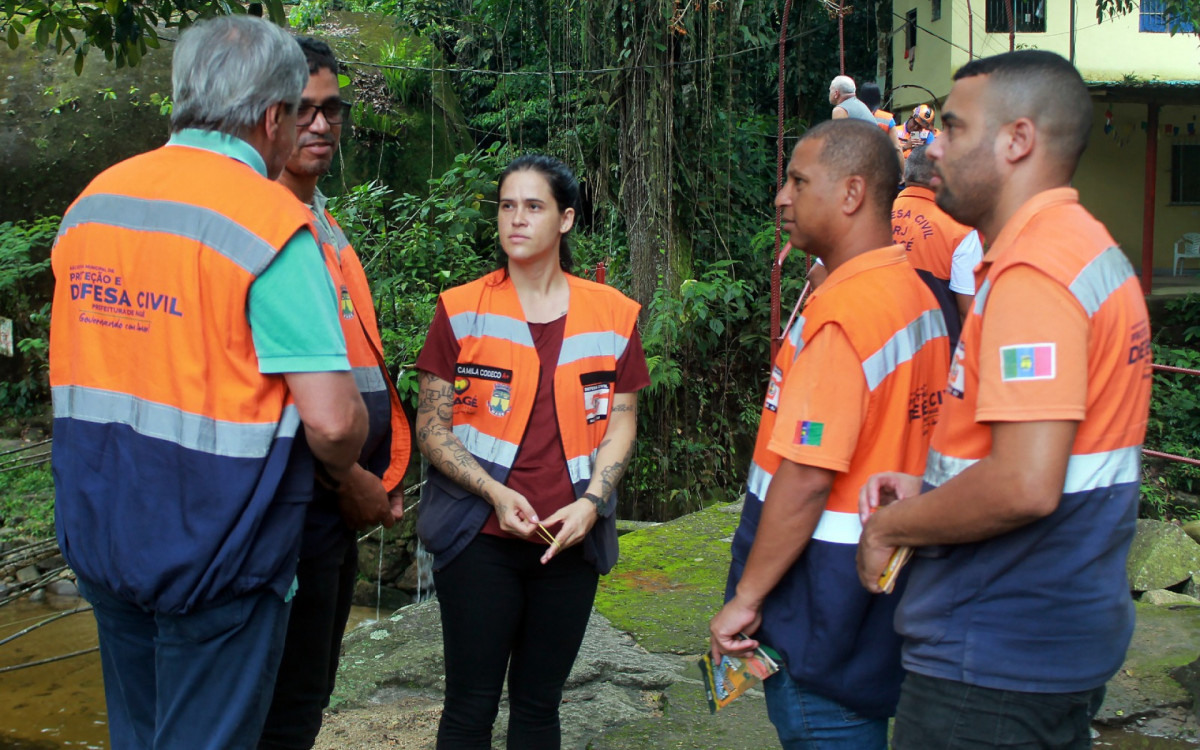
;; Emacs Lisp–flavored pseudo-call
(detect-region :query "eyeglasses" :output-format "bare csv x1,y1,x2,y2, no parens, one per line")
296,99,352,127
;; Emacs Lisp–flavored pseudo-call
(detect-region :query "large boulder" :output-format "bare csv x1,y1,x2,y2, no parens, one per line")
1127,519,1200,591
332,601,680,749
1141,589,1200,606
1184,520,1200,545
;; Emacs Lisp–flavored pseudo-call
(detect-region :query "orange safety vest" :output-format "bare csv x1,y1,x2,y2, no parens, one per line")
417,269,641,573
320,210,410,491
874,108,895,133
50,142,318,613
898,188,1152,693
729,244,949,718
892,185,972,349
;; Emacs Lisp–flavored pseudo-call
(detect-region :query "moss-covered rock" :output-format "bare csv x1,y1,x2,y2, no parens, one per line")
1127,519,1200,592
593,502,740,655
1096,603,1200,731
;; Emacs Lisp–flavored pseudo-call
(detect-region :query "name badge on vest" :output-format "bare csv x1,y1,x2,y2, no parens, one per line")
454,363,513,417
581,370,616,424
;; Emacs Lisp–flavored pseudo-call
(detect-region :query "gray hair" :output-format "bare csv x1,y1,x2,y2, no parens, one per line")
170,16,308,136
830,75,856,95
903,145,935,186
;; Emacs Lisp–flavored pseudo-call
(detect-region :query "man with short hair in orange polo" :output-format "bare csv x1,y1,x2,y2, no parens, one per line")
858,50,1152,749
709,119,949,748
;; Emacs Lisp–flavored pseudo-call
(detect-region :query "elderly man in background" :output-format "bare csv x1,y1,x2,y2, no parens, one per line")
829,74,876,122
50,16,366,750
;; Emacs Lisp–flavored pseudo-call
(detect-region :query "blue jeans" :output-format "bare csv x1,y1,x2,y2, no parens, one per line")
79,578,291,750
763,666,888,749
892,672,1104,750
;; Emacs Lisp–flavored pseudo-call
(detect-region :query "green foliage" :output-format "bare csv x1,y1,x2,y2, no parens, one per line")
2,0,290,73
327,144,512,405
1141,343,1200,522
1097,0,1200,34
378,36,434,107
0,217,57,417
288,0,329,30
0,463,55,538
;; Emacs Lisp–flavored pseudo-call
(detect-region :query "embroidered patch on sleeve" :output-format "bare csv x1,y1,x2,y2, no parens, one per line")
1000,343,1055,381
794,420,824,446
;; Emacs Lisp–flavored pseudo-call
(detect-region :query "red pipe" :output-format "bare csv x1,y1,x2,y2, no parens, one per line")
771,0,796,361
595,260,607,285
838,0,846,74
966,0,974,57
1142,103,1159,294
1006,0,1015,51
1143,450,1200,468
1153,363,1200,377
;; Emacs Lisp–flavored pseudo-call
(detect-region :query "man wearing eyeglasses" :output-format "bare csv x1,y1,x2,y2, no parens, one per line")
258,36,412,750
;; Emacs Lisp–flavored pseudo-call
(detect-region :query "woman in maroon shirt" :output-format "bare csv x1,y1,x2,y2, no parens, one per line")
414,154,649,749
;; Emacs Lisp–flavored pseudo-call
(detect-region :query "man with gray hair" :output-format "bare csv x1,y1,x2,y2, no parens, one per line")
50,16,367,750
829,74,875,122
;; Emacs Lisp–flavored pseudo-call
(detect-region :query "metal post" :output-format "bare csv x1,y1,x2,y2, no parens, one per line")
1142,102,1160,294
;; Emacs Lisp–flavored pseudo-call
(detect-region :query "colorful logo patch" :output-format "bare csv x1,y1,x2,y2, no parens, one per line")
794,420,824,447
339,286,355,320
1000,343,1055,382
947,340,966,398
453,377,470,395
764,366,783,413
488,383,512,417
582,382,611,424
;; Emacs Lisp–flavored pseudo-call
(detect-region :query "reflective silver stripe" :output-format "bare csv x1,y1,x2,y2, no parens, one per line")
1063,445,1141,494
923,447,979,488
453,423,520,469
59,194,278,276
448,312,534,348
51,384,296,458
558,331,630,367
352,365,388,394
788,316,806,363
973,279,991,314
1069,246,1135,318
924,444,1141,494
565,452,593,485
810,509,862,544
745,460,773,503
861,309,949,391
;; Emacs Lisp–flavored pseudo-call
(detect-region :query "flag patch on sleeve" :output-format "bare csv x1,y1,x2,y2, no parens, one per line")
794,420,824,446
1000,343,1055,381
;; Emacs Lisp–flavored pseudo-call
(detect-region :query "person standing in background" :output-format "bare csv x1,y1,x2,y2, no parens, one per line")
261,36,412,750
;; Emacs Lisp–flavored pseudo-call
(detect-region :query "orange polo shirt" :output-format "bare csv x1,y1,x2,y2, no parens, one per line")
891,185,971,282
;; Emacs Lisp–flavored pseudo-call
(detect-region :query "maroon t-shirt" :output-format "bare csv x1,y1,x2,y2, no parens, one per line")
416,299,650,540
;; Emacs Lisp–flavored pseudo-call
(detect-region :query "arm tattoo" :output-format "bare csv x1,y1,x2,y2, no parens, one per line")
598,441,635,500
611,403,634,413
416,371,496,502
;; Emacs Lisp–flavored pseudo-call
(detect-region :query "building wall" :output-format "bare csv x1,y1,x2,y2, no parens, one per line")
892,0,1200,108
1058,103,1200,272
891,0,1200,272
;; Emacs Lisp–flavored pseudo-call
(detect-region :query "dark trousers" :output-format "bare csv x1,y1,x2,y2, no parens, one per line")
892,671,1106,750
259,532,358,750
434,533,599,750
79,578,291,750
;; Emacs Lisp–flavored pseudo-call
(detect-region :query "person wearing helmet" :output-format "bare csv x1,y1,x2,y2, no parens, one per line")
893,104,941,160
